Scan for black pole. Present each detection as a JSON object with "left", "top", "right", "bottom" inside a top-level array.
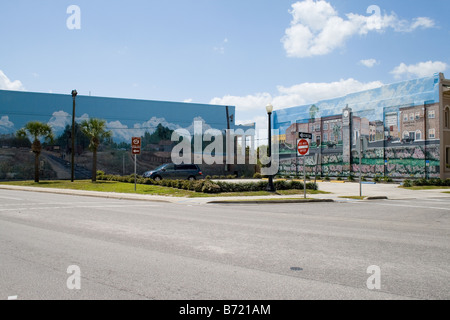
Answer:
[
  {"left": 267, "top": 111, "right": 276, "bottom": 192},
  {"left": 71, "top": 90, "right": 77, "bottom": 182}
]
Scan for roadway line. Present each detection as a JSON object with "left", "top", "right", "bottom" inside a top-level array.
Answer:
[
  {"left": 0, "top": 196, "right": 23, "bottom": 200},
  {"left": 350, "top": 201, "right": 450, "bottom": 211},
  {"left": 0, "top": 204, "right": 161, "bottom": 212}
]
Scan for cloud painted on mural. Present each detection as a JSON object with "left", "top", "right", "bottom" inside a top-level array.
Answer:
[
  {"left": 48, "top": 111, "right": 71, "bottom": 132},
  {"left": 273, "top": 75, "right": 440, "bottom": 132},
  {"left": 43, "top": 109, "right": 217, "bottom": 143},
  {"left": 282, "top": 0, "right": 435, "bottom": 58},
  {"left": 0, "top": 115, "right": 15, "bottom": 134}
]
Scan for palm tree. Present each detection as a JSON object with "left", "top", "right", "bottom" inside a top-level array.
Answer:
[
  {"left": 17, "top": 121, "right": 54, "bottom": 183},
  {"left": 80, "top": 118, "right": 112, "bottom": 182}
]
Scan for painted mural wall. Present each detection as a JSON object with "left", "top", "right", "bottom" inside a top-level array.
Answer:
[
  {"left": 0, "top": 90, "right": 236, "bottom": 180},
  {"left": 273, "top": 75, "right": 442, "bottom": 179}
]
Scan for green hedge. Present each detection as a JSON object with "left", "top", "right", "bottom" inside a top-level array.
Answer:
[
  {"left": 411, "top": 178, "right": 450, "bottom": 187},
  {"left": 97, "top": 174, "right": 318, "bottom": 194}
]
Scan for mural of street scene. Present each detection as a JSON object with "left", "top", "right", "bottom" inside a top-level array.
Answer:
[{"left": 273, "top": 75, "right": 443, "bottom": 179}]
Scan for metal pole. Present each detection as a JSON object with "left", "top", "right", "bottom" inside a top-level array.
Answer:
[
  {"left": 134, "top": 154, "right": 137, "bottom": 192},
  {"left": 359, "top": 137, "right": 363, "bottom": 197},
  {"left": 71, "top": 92, "right": 76, "bottom": 182},
  {"left": 267, "top": 112, "right": 276, "bottom": 192},
  {"left": 304, "top": 154, "right": 307, "bottom": 199}
]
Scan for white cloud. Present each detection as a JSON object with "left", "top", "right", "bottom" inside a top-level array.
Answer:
[
  {"left": 48, "top": 111, "right": 71, "bottom": 132},
  {"left": 210, "top": 78, "right": 383, "bottom": 112},
  {"left": 391, "top": 61, "right": 448, "bottom": 79},
  {"left": 210, "top": 93, "right": 273, "bottom": 112},
  {"left": 0, "top": 115, "right": 15, "bottom": 134},
  {"left": 210, "top": 78, "right": 384, "bottom": 144},
  {"left": 0, "top": 70, "right": 25, "bottom": 91},
  {"left": 359, "top": 59, "right": 378, "bottom": 68},
  {"left": 213, "top": 38, "right": 229, "bottom": 54},
  {"left": 282, "top": 0, "right": 435, "bottom": 58},
  {"left": 76, "top": 113, "right": 90, "bottom": 122}
]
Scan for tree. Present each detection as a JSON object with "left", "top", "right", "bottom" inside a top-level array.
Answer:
[
  {"left": 80, "top": 118, "right": 112, "bottom": 182},
  {"left": 332, "top": 124, "right": 342, "bottom": 143},
  {"left": 17, "top": 121, "right": 54, "bottom": 183},
  {"left": 309, "top": 104, "right": 319, "bottom": 121}
]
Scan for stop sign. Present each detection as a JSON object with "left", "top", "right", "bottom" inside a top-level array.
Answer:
[{"left": 297, "top": 139, "right": 310, "bottom": 156}]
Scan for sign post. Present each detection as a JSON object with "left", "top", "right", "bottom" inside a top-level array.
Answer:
[
  {"left": 297, "top": 139, "right": 310, "bottom": 199},
  {"left": 132, "top": 137, "right": 142, "bottom": 192}
]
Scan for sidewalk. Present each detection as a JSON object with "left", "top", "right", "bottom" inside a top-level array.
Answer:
[{"left": 0, "top": 182, "right": 448, "bottom": 205}]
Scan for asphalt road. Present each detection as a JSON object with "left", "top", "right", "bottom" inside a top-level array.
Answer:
[{"left": 0, "top": 189, "right": 449, "bottom": 300}]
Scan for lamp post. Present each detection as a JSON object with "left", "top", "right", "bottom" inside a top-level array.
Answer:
[
  {"left": 71, "top": 90, "right": 78, "bottom": 182},
  {"left": 266, "top": 103, "right": 276, "bottom": 193}
]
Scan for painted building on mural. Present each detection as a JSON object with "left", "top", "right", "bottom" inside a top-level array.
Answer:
[
  {"left": 273, "top": 73, "right": 450, "bottom": 179},
  {"left": 0, "top": 90, "right": 252, "bottom": 180}
]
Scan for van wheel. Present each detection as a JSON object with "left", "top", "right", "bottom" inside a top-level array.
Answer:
[
  {"left": 188, "top": 176, "right": 196, "bottom": 181},
  {"left": 154, "top": 176, "right": 162, "bottom": 182}
]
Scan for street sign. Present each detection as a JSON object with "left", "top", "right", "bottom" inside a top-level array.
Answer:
[
  {"left": 132, "top": 147, "right": 141, "bottom": 155},
  {"left": 132, "top": 137, "right": 141, "bottom": 147},
  {"left": 299, "top": 132, "right": 313, "bottom": 139},
  {"left": 297, "top": 139, "right": 310, "bottom": 156}
]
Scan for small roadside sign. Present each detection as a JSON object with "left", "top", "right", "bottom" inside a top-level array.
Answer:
[
  {"left": 299, "top": 132, "right": 313, "bottom": 139},
  {"left": 297, "top": 139, "right": 310, "bottom": 156},
  {"left": 132, "top": 137, "right": 141, "bottom": 147},
  {"left": 132, "top": 147, "right": 141, "bottom": 155}
]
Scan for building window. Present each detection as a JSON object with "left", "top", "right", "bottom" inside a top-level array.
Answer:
[
  {"left": 403, "top": 114, "right": 408, "bottom": 122},
  {"left": 445, "top": 106, "right": 449, "bottom": 129},
  {"left": 429, "top": 129, "right": 436, "bottom": 139},
  {"left": 410, "top": 113, "right": 414, "bottom": 121},
  {"left": 403, "top": 131, "right": 409, "bottom": 139},
  {"left": 428, "top": 110, "right": 436, "bottom": 119},
  {"left": 324, "top": 133, "right": 328, "bottom": 142},
  {"left": 446, "top": 147, "right": 450, "bottom": 170},
  {"left": 324, "top": 123, "right": 328, "bottom": 131},
  {"left": 415, "top": 130, "right": 422, "bottom": 140},
  {"left": 415, "top": 112, "right": 420, "bottom": 120}
]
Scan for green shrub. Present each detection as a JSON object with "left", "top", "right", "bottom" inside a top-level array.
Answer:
[
  {"left": 97, "top": 170, "right": 105, "bottom": 177},
  {"left": 212, "top": 175, "right": 220, "bottom": 179},
  {"left": 383, "top": 177, "right": 393, "bottom": 183},
  {"left": 205, "top": 175, "right": 212, "bottom": 180},
  {"left": 324, "top": 175, "right": 330, "bottom": 181},
  {"left": 403, "top": 179, "right": 412, "bottom": 188},
  {"left": 202, "top": 181, "right": 222, "bottom": 194},
  {"left": 348, "top": 175, "right": 355, "bottom": 182},
  {"left": 337, "top": 177, "right": 342, "bottom": 181},
  {"left": 253, "top": 173, "right": 262, "bottom": 179},
  {"left": 373, "top": 176, "right": 381, "bottom": 183}
]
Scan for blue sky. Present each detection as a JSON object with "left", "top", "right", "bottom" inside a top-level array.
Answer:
[{"left": 1, "top": 0, "right": 449, "bottom": 135}]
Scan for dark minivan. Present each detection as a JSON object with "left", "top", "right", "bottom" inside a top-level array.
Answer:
[{"left": 143, "top": 164, "right": 203, "bottom": 181}]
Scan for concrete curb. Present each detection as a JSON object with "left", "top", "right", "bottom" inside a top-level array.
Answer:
[
  {"left": 0, "top": 185, "right": 171, "bottom": 203},
  {"left": 365, "top": 196, "right": 389, "bottom": 200},
  {"left": 207, "top": 199, "right": 335, "bottom": 204}
]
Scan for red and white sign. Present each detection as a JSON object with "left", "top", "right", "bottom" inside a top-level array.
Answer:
[
  {"left": 297, "top": 139, "right": 310, "bottom": 156},
  {"left": 132, "top": 137, "right": 141, "bottom": 155},
  {"left": 132, "top": 137, "right": 141, "bottom": 147}
]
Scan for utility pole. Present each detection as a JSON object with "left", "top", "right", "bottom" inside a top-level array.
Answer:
[{"left": 71, "top": 90, "right": 77, "bottom": 182}]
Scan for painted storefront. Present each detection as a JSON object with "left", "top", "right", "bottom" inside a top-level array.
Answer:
[{"left": 273, "top": 73, "right": 450, "bottom": 180}]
